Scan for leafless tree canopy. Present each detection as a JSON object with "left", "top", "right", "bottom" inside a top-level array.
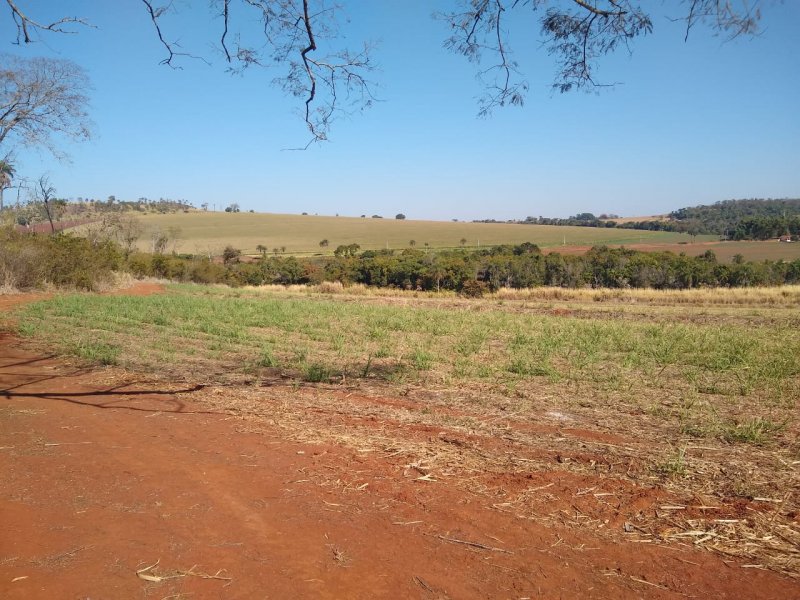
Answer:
[
  {"left": 440, "top": 0, "right": 765, "bottom": 112},
  {"left": 0, "top": 54, "right": 92, "bottom": 157},
  {"left": 140, "top": 0, "right": 376, "bottom": 144},
  {"left": 3, "top": 0, "right": 767, "bottom": 140}
]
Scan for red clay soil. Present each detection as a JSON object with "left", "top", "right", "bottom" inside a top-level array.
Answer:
[{"left": 1, "top": 292, "right": 799, "bottom": 599}]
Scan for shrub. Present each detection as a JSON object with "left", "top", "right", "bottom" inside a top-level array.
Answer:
[
  {"left": 0, "top": 226, "right": 121, "bottom": 291},
  {"left": 317, "top": 280, "right": 344, "bottom": 294},
  {"left": 459, "top": 279, "right": 487, "bottom": 298},
  {"left": 303, "top": 362, "right": 333, "bottom": 382}
]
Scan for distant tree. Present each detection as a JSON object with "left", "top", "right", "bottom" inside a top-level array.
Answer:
[
  {"left": 319, "top": 239, "right": 329, "bottom": 248},
  {"left": 371, "top": 215, "right": 383, "bottom": 219},
  {"left": 115, "top": 214, "right": 143, "bottom": 257},
  {"left": 460, "top": 238, "right": 467, "bottom": 247},
  {"left": 409, "top": 239, "right": 416, "bottom": 247},
  {"left": 0, "top": 158, "right": 14, "bottom": 211},
  {"left": 200, "top": 202, "right": 208, "bottom": 211},
  {"left": 34, "top": 176, "right": 57, "bottom": 233},
  {"left": 151, "top": 229, "right": 169, "bottom": 254},
  {"left": 334, "top": 243, "right": 360, "bottom": 258},
  {"left": 396, "top": 213, "right": 406, "bottom": 220},
  {"left": 166, "top": 225, "right": 182, "bottom": 253},
  {"left": 256, "top": 244, "right": 268, "bottom": 258},
  {"left": 280, "top": 245, "right": 286, "bottom": 253},
  {"left": 222, "top": 245, "right": 242, "bottom": 265},
  {"left": 224, "top": 202, "right": 240, "bottom": 213}
]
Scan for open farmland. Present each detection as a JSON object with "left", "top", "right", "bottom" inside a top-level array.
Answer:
[
  {"left": 4, "top": 283, "right": 798, "bottom": 598},
  {"left": 70, "top": 211, "right": 715, "bottom": 255}
]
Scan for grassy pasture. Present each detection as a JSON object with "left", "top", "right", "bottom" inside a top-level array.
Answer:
[
  {"left": 73, "top": 211, "right": 714, "bottom": 255},
  {"left": 17, "top": 283, "right": 798, "bottom": 414},
  {"left": 12, "top": 283, "right": 800, "bottom": 575}
]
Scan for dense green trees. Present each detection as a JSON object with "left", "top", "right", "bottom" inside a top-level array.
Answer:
[
  {"left": 481, "top": 199, "right": 800, "bottom": 240},
  {"left": 153, "top": 244, "right": 800, "bottom": 291},
  {"left": 6, "top": 225, "right": 799, "bottom": 293}
]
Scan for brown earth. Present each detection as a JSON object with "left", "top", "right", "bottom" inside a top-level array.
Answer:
[{"left": 1, "top": 286, "right": 799, "bottom": 599}]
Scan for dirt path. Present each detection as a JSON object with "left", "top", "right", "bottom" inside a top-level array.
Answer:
[{"left": 1, "top": 289, "right": 798, "bottom": 598}]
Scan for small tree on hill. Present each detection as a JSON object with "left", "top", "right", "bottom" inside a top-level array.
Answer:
[
  {"left": 35, "top": 176, "right": 57, "bottom": 233},
  {"left": 396, "top": 213, "right": 406, "bottom": 220}
]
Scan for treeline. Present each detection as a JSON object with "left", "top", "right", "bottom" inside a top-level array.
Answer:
[
  {"left": 667, "top": 198, "right": 800, "bottom": 239},
  {"left": 5, "top": 226, "right": 800, "bottom": 293},
  {"left": 476, "top": 198, "right": 800, "bottom": 240},
  {"left": 128, "top": 243, "right": 800, "bottom": 292},
  {"left": 61, "top": 197, "right": 193, "bottom": 217}
]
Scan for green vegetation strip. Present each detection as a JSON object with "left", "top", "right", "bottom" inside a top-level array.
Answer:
[{"left": 19, "top": 285, "right": 799, "bottom": 417}]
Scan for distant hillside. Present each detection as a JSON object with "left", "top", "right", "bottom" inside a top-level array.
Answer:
[
  {"left": 484, "top": 199, "right": 800, "bottom": 240},
  {"left": 669, "top": 198, "right": 800, "bottom": 239},
  {"left": 65, "top": 212, "right": 712, "bottom": 256}
]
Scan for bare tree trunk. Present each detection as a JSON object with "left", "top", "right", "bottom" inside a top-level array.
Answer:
[{"left": 43, "top": 198, "right": 56, "bottom": 233}]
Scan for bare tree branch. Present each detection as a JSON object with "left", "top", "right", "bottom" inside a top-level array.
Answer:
[
  {"left": 441, "top": 0, "right": 764, "bottom": 110},
  {"left": 220, "top": 0, "right": 232, "bottom": 62},
  {"left": 4, "top": 0, "right": 92, "bottom": 44},
  {"left": 35, "top": 174, "right": 56, "bottom": 234},
  {"left": 1, "top": 1, "right": 768, "bottom": 140},
  {"left": 140, "top": 0, "right": 210, "bottom": 67},
  {"left": 677, "top": 0, "right": 764, "bottom": 42}
]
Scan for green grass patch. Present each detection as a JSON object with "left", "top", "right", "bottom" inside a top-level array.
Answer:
[
  {"left": 721, "top": 417, "right": 787, "bottom": 445},
  {"left": 16, "top": 285, "right": 799, "bottom": 440}
]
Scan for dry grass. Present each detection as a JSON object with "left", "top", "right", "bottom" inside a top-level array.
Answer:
[
  {"left": 66, "top": 211, "right": 712, "bottom": 255},
  {"left": 492, "top": 284, "right": 800, "bottom": 306},
  {"left": 225, "top": 281, "right": 800, "bottom": 307}
]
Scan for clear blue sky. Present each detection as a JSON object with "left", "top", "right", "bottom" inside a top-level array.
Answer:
[{"left": 3, "top": 1, "right": 799, "bottom": 220}]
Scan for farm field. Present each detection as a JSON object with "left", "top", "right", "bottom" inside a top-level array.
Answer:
[
  {"left": 553, "top": 240, "right": 800, "bottom": 263},
  {"left": 2, "top": 282, "right": 798, "bottom": 597},
  {"left": 71, "top": 211, "right": 715, "bottom": 255}
]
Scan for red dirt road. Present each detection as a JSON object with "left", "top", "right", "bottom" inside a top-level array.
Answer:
[{"left": 1, "top": 294, "right": 799, "bottom": 598}]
